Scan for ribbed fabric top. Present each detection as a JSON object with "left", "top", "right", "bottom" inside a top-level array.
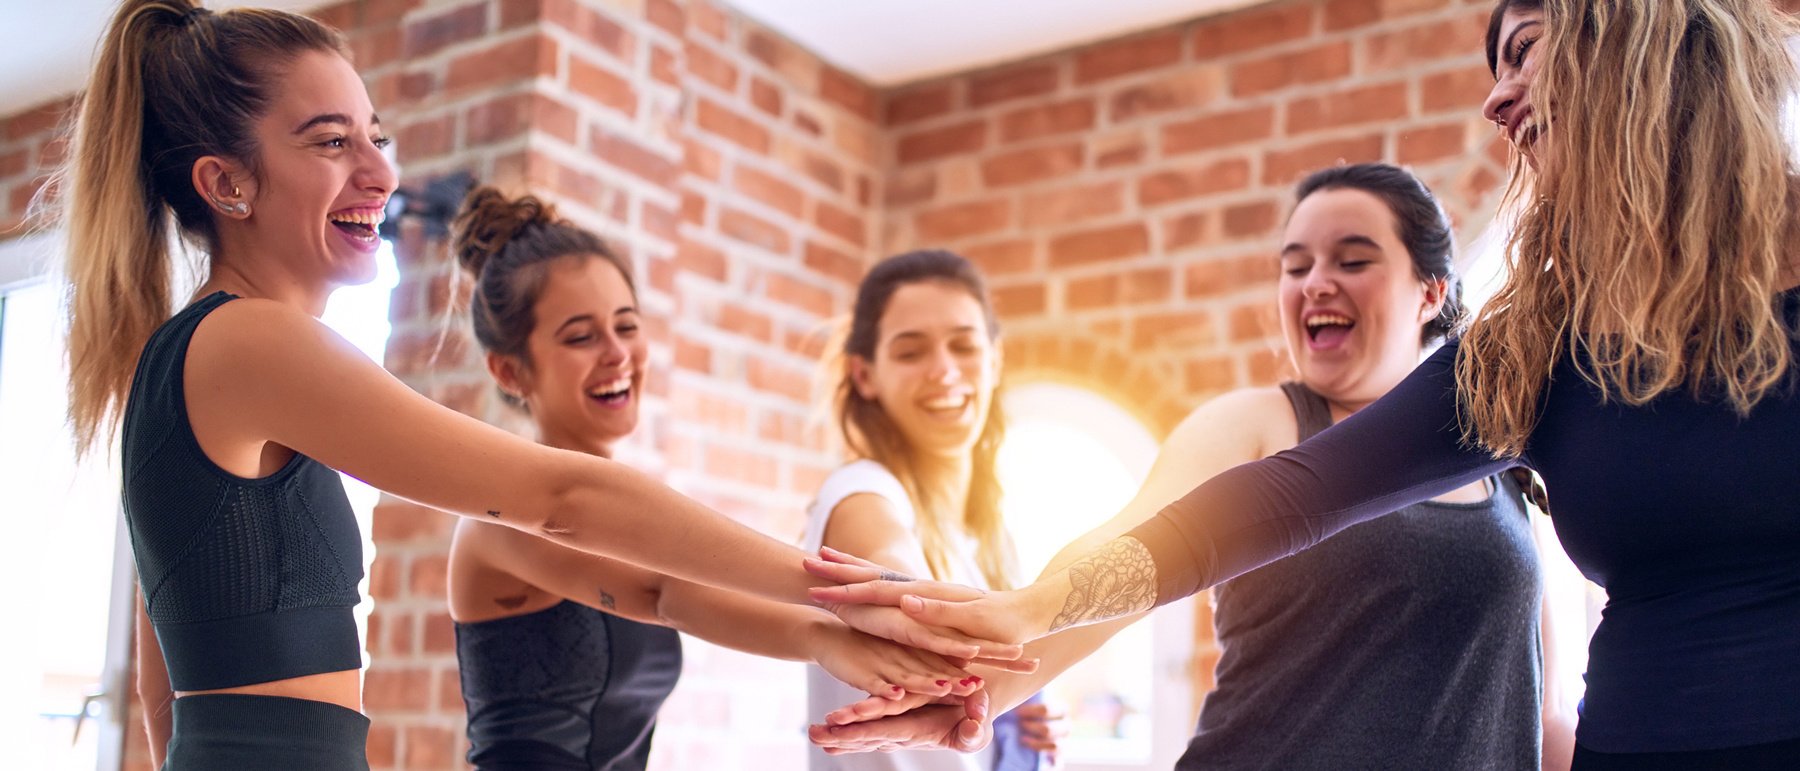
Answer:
[{"left": 121, "top": 292, "right": 363, "bottom": 691}]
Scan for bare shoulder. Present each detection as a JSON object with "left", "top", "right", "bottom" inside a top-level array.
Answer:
[
  {"left": 186, "top": 296, "right": 362, "bottom": 377},
  {"left": 1163, "top": 386, "right": 1294, "bottom": 458}
]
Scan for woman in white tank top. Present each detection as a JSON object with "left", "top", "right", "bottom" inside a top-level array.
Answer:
[{"left": 804, "top": 250, "right": 1062, "bottom": 771}]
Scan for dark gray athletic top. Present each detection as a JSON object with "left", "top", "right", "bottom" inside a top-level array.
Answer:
[
  {"left": 122, "top": 291, "right": 364, "bottom": 691},
  {"left": 1128, "top": 298, "right": 1800, "bottom": 752},
  {"left": 1177, "top": 382, "right": 1541, "bottom": 770},
  {"left": 456, "top": 600, "right": 683, "bottom": 770}
]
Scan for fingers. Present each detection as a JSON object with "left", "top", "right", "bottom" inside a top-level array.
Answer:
[
  {"left": 900, "top": 595, "right": 1029, "bottom": 647},
  {"left": 972, "top": 655, "right": 1039, "bottom": 673},
  {"left": 803, "top": 557, "right": 888, "bottom": 586},
  {"left": 819, "top": 545, "right": 887, "bottom": 569},
  {"left": 811, "top": 577, "right": 989, "bottom": 606}
]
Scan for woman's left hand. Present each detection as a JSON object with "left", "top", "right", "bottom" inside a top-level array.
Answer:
[
  {"left": 810, "top": 620, "right": 982, "bottom": 700},
  {"left": 807, "top": 547, "right": 1051, "bottom": 648}
]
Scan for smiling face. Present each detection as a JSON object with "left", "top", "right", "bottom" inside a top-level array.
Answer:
[
  {"left": 850, "top": 281, "right": 1000, "bottom": 460},
  {"left": 495, "top": 256, "right": 646, "bottom": 456},
  {"left": 234, "top": 49, "right": 396, "bottom": 289},
  {"left": 1279, "top": 188, "right": 1445, "bottom": 408},
  {"left": 1482, "top": 6, "right": 1548, "bottom": 169}
]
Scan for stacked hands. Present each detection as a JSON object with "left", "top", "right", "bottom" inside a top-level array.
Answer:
[{"left": 803, "top": 546, "right": 1065, "bottom": 758}]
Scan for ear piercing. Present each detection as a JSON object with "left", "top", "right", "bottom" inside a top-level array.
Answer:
[{"left": 213, "top": 185, "right": 249, "bottom": 216}]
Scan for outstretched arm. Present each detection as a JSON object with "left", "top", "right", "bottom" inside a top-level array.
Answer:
[{"left": 186, "top": 299, "right": 1017, "bottom": 662}]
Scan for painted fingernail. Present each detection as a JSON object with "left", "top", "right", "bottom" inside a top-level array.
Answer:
[
  {"left": 936, "top": 679, "right": 949, "bottom": 687},
  {"left": 890, "top": 685, "right": 903, "bottom": 694}
]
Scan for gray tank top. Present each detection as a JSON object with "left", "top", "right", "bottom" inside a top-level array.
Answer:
[{"left": 1176, "top": 382, "right": 1543, "bottom": 770}]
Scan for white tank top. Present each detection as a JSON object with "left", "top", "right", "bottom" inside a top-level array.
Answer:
[{"left": 801, "top": 460, "right": 994, "bottom": 771}]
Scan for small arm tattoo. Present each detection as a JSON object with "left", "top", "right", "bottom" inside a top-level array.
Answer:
[
  {"left": 486, "top": 510, "right": 501, "bottom": 518},
  {"left": 1048, "top": 537, "right": 1157, "bottom": 633},
  {"left": 878, "top": 570, "right": 915, "bottom": 583},
  {"left": 599, "top": 588, "right": 617, "bottom": 611}
]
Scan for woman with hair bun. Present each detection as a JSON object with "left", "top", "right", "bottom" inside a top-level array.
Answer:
[
  {"left": 63, "top": 2, "right": 1015, "bottom": 766},
  {"left": 446, "top": 187, "right": 982, "bottom": 770}
]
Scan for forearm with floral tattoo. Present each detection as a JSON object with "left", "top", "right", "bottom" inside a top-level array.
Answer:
[{"left": 1047, "top": 537, "right": 1157, "bottom": 633}]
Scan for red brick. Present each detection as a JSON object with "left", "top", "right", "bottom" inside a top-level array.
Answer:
[
  {"left": 364, "top": 666, "right": 431, "bottom": 711},
  {"left": 3, "top": 99, "right": 67, "bottom": 143},
  {"left": 1287, "top": 81, "right": 1411, "bottom": 135},
  {"left": 968, "top": 62, "right": 1059, "bottom": 107},
  {"left": 691, "top": 0, "right": 729, "bottom": 40},
  {"left": 1228, "top": 300, "right": 1279, "bottom": 343},
  {"left": 446, "top": 33, "right": 557, "bottom": 94},
  {"left": 884, "top": 169, "right": 936, "bottom": 207},
  {"left": 1263, "top": 134, "right": 1386, "bottom": 186},
  {"left": 642, "top": 201, "right": 679, "bottom": 243},
  {"left": 396, "top": 70, "right": 437, "bottom": 105},
  {"left": 998, "top": 99, "right": 1097, "bottom": 143},
  {"left": 1186, "top": 253, "right": 1277, "bottom": 297},
  {"left": 1075, "top": 29, "right": 1185, "bottom": 85},
  {"left": 1397, "top": 121, "right": 1472, "bottom": 164},
  {"left": 437, "top": 667, "right": 464, "bottom": 712},
  {"left": 814, "top": 202, "right": 867, "bottom": 247},
  {"left": 916, "top": 199, "right": 1012, "bottom": 241},
  {"left": 676, "top": 238, "right": 728, "bottom": 282},
  {"left": 420, "top": 611, "right": 455, "bottom": 653},
  {"left": 794, "top": 109, "right": 824, "bottom": 137},
  {"left": 821, "top": 67, "right": 879, "bottom": 122},
  {"left": 1247, "top": 345, "right": 1291, "bottom": 384},
  {"left": 685, "top": 40, "right": 740, "bottom": 91},
  {"left": 993, "top": 283, "right": 1047, "bottom": 316},
  {"left": 394, "top": 114, "right": 456, "bottom": 165},
  {"left": 886, "top": 83, "right": 956, "bottom": 126},
  {"left": 750, "top": 77, "right": 783, "bottom": 116},
  {"left": 963, "top": 239, "right": 1037, "bottom": 276},
  {"left": 683, "top": 137, "right": 722, "bottom": 181},
  {"left": 1049, "top": 224, "right": 1150, "bottom": 268},
  {"left": 704, "top": 441, "right": 782, "bottom": 486},
  {"left": 543, "top": 0, "right": 636, "bottom": 62},
  {"left": 1163, "top": 106, "right": 1275, "bottom": 156},
  {"left": 1131, "top": 310, "right": 1219, "bottom": 349},
  {"left": 746, "top": 28, "right": 821, "bottom": 90},
  {"left": 768, "top": 272, "right": 836, "bottom": 316},
  {"left": 981, "top": 143, "right": 1084, "bottom": 188},
  {"left": 1138, "top": 158, "right": 1252, "bottom": 207},
  {"left": 1222, "top": 199, "right": 1282, "bottom": 240},
  {"left": 1093, "top": 130, "right": 1147, "bottom": 168},
  {"left": 696, "top": 98, "right": 771, "bottom": 154},
  {"left": 715, "top": 303, "right": 773, "bottom": 345},
  {"left": 804, "top": 240, "right": 863, "bottom": 284},
  {"left": 407, "top": 554, "right": 448, "bottom": 599},
  {"left": 592, "top": 130, "right": 679, "bottom": 189},
  {"left": 674, "top": 334, "right": 712, "bottom": 373},
  {"left": 647, "top": 0, "right": 685, "bottom": 36},
  {"left": 1109, "top": 68, "right": 1223, "bottom": 122},
  {"left": 1229, "top": 41, "right": 1353, "bottom": 97},
  {"left": 368, "top": 555, "right": 403, "bottom": 602},
  {"left": 897, "top": 120, "right": 987, "bottom": 165},
  {"left": 35, "top": 136, "right": 68, "bottom": 170},
  {"left": 1365, "top": 12, "right": 1489, "bottom": 71},
  {"left": 1423, "top": 63, "right": 1497, "bottom": 112},
  {"left": 732, "top": 163, "right": 806, "bottom": 218},
  {"left": 403, "top": 2, "right": 486, "bottom": 58},
  {"left": 1193, "top": 4, "right": 1316, "bottom": 57},
  {"left": 1124, "top": 266, "right": 1175, "bottom": 303},
  {"left": 401, "top": 724, "right": 458, "bottom": 769},
  {"left": 800, "top": 151, "right": 845, "bottom": 193},
  {"left": 367, "top": 723, "right": 398, "bottom": 768},
  {"left": 1325, "top": 0, "right": 1451, "bottom": 32},
  {"left": 1187, "top": 355, "right": 1239, "bottom": 393},
  {"left": 348, "top": 24, "right": 404, "bottom": 70},
  {"left": 570, "top": 54, "right": 639, "bottom": 117},
  {"left": 1020, "top": 181, "right": 1126, "bottom": 228},
  {"left": 1066, "top": 273, "right": 1121, "bottom": 310},
  {"left": 651, "top": 45, "right": 679, "bottom": 86},
  {"left": 719, "top": 207, "right": 790, "bottom": 253}
]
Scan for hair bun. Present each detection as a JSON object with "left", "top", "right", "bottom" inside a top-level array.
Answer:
[{"left": 452, "top": 186, "right": 560, "bottom": 277}]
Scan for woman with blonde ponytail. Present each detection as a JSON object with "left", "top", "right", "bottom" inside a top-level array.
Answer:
[
  {"left": 65, "top": 3, "right": 1015, "bottom": 767},
  {"left": 810, "top": 2, "right": 1800, "bottom": 768}
]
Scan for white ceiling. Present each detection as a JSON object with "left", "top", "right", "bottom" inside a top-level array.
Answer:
[
  {"left": 721, "top": 0, "right": 1263, "bottom": 86},
  {"left": 2, "top": 0, "right": 1260, "bottom": 114}
]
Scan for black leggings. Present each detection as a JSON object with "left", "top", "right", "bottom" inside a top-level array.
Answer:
[
  {"left": 164, "top": 693, "right": 369, "bottom": 770},
  {"left": 1572, "top": 736, "right": 1800, "bottom": 771}
]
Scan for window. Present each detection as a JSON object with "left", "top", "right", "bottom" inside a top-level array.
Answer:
[{"left": 997, "top": 382, "right": 1194, "bottom": 770}]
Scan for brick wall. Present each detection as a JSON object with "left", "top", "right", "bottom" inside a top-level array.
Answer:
[{"left": 0, "top": 0, "right": 1587, "bottom": 768}]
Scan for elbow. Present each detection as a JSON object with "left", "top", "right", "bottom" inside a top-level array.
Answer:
[{"left": 532, "top": 454, "right": 598, "bottom": 545}]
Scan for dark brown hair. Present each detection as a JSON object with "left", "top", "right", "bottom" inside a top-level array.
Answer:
[
  {"left": 836, "top": 249, "right": 1016, "bottom": 590},
  {"left": 452, "top": 186, "right": 634, "bottom": 408},
  {"left": 65, "top": 0, "right": 347, "bottom": 453}
]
